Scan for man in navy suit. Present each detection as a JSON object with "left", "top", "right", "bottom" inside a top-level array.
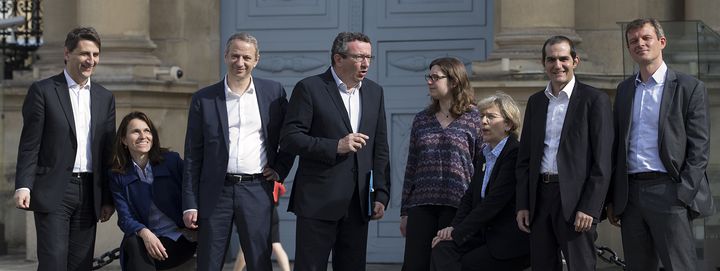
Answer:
[
  {"left": 607, "top": 18, "right": 714, "bottom": 271},
  {"left": 182, "top": 32, "right": 294, "bottom": 271},
  {"left": 14, "top": 27, "right": 116, "bottom": 271},
  {"left": 280, "top": 32, "right": 390, "bottom": 271},
  {"left": 515, "top": 36, "right": 613, "bottom": 271}
]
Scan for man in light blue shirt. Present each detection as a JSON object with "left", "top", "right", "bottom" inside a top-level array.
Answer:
[{"left": 608, "top": 18, "right": 714, "bottom": 271}]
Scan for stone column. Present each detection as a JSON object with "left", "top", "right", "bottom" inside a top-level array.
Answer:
[
  {"left": 475, "top": 0, "right": 581, "bottom": 78},
  {"left": 32, "top": 0, "right": 78, "bottom": 77},
  {"left": 685, "top": 0, "right": 720, "bottom": 31},
  {"left": 472, "top": 0, "right": 585, "bottom": 114},
  {"left": 74, "top": 0, "right": 197, "bottom": 152},
  {"left": 490, "top": 0, "right": 579, "bottom": 60},
  {"left": 76, "top": 0, "right": 162, "bottom": 80}
]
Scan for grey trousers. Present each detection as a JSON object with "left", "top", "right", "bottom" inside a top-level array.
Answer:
[{"left": 621, "top": 176, "right": 697, "bottom": 271}]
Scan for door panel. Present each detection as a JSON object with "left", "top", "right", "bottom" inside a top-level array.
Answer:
[{"left": 220, "top": 0, "right": 493, "bottom": 262}]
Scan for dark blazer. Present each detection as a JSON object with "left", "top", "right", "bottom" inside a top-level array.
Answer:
[
  {"left": 182, "top": 77, "right": 294, "bottom": 218},
  {"left": 15, "top": 72, "right": 116, "bottom": 217},
  {"left": 280, "top": 68, "right": 390, "bottom": 221},
  {"left": 611, "top": 68, "right": 714, "bottom": 218},
  {"left": 451, "top": 136, "right": 529, "bottom": 260},
  {"left": 110, "top": 152, "right": 185, "bottom": 236},
  {"left": 516, "top": 80, "right": 613, "bottom": 222}
]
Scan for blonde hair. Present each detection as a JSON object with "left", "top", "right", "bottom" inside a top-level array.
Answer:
[{"left": 477, "top": 91, "right": 522, "bottom": 138}]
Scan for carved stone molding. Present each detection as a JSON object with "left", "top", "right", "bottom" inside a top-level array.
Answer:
[
  {"left": 489, "top": 27, "right": 582, "bottom": 60},
  {"left": 389, "top": 55, "right": 471, "bottom": 72},
  {"left": 256, "top": 56, "right": 324, "bottom": 73}
]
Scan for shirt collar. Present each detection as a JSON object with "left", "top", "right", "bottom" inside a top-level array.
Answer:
[
  {"left": 330, "top": 66, "right": 362, "bottom": 93},
  {"left": 544, "top": 75, "right": 575, "bottom": 100},
  {"left": 634, "top": 61, "right": 667, "bottom": 87},
  {"left": 131, "top": 160, "right": 153, "bottom": 175},
  {"left": 224, "top": 75, "right": 256, "bottom": 98},
  {"left": 483, "top": 136, "right": 509, "bottom": 158},
  {"left": 63, "top": 69, "right": 91, "bottom": 90}
]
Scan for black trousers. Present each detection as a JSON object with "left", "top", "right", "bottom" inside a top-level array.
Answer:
[
  {"left": 529, "top": 181, "right": 597, "bottom": 271},
  {"left": 34, "top": 175, "right": 96, "bottom": 271},
  {"left": 431, "top": 239, "right": 530, "bottom": 271},
  {"left": 402, "top": 205, "right": 457, "bottom": 271},
  {"left": 121, "top": 235, "right": 196, "bottom": 270},
  {"left": 196, "top": 178, "right": 274, "bottom": 271},
  {"left": 621, "top": 176, "right": 697, "bottom": 271},
  {"left": 294, "top": 186, "right": 369, "bottom": 271}
]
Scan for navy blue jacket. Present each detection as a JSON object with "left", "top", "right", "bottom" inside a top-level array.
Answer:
[
  {"left": 183, "top": 77, "right": 294, "bottom": 218},
  {"left": 110, "top": 151, "right": 185, "bottom": 236}
]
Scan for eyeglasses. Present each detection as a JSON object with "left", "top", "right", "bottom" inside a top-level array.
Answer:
[
  {"left": 339, "top": 53, "right": 374, "bottom": 63},
  {"left": 424, "top": 74, "right": 448, "bottom": 82},
  {"left": 480, "top": 113, "right": 504, "bottom": 121}
]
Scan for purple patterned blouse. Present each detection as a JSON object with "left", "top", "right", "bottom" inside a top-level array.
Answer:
[{"left": 401, "top": 106, "right": 483, "bottom": 216}]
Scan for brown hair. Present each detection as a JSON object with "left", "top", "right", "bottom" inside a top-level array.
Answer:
[
  {"left": 65, "top": 27, "right": 101, "bottom": 52},
  {"left": 111, "top": 111, "right": 166, "bottom": 174},
  {"left": 625, "top": 18, "right": 665, "bottom": 47},
  {"left": 542, "top": 35, "right": 577, "bottom": 62},
  {"left": 331, "top": 32, "right": 371, "bottom": 65},
  {"left": 427, "top": 57, "right": 475, "bottom": 117}
]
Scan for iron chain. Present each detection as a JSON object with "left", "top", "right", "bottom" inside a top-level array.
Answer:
[{"left": 92, "top": 247, "right": 120, "bottom": 270}]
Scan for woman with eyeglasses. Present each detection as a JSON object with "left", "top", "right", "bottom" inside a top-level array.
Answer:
[
  {"left": 400, "top": 57, "right": 482, "bottom": 271},
  {"left": 430, "top": 92, "right": 530, "bottom": 271},
  {"left": 109, "top": 112, "right": 197, "bottom": 270}
]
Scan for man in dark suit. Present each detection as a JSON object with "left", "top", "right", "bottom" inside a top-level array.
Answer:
[
  {"left": 515, "top": 35, "right": 613, "bottom": 271},
  {"left": 280, "top": 32, "right": 389, "bottom": 271},
  {"left": 182, "top": 32, "right": 294, "bottom": 271},
  {"left": 607, "top": 18, "right": 714, "bottom": 271},
  {"left": 14, "top": 27, "right": 116, "bottom": 271}
]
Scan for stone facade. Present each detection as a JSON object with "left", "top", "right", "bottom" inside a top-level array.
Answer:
[{"left": 2, "top": 0, "right": 719, "bottom": 266}]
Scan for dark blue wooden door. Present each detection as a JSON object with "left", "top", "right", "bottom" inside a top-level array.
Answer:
[{"left": 220, "top": 0, "right": 494, "bottom": 262}]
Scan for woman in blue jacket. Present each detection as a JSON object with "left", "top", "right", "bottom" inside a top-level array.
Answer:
[{"left": 109, "top": 111, "right": 196, "bottom": 270}]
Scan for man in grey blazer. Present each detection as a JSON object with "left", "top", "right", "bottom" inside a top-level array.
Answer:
[
  {"left": 607, "top": 18, "right": 714, "bottom": 271},
  {"left": 14, "top": 27, "right": 116, "bottom": 271}
]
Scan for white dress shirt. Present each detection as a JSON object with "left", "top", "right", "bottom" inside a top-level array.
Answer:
[
  {"left": 224, "top": 76, "right": 266, "bottom": 175},
  {"left": 627, "top": 62, "right": 668, "bottom": 173},
  {"left": 64, "top": 70, "right": 93, "bottom": 173},
  {"left": 331, "top": 67, "right": 362, "bottom": 132},
  {"left": 541, "top": 76, "right": 575, "bottom": 174}
]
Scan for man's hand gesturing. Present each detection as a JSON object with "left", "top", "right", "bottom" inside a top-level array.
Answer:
[{"left": 337, "top": 133, "right": 369, "bottom": 154}]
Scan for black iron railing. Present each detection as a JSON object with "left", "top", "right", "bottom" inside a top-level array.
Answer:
[{"left": 0, "top": 0, "right": 42, "bottom": 79}]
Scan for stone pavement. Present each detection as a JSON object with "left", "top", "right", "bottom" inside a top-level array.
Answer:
[
  {"left": 0, "top": 248, "right": 626, "bottom": 270},
  {"left": 0, "top": 247, "right": 404, "bottom": 271}
]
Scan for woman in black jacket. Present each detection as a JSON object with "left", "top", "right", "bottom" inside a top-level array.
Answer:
[{"left": 430, "top": 92, "right": 530, "bottom": 271}]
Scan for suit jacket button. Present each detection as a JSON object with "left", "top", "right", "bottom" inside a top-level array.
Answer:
[{"left": 351, "top": 168, "right": 357, "bottom": 173}]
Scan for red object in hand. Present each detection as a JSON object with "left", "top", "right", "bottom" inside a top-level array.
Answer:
[{"left": 273, "top": 181, "right": 286, "bottom": 204}]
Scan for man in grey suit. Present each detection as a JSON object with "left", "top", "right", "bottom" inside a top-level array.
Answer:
[
  {"left": 14, "top": 27, "right": 116, "bottom": 271},
  {"left": 607, "top": 18, "right": 714, "bottom": 271}
]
